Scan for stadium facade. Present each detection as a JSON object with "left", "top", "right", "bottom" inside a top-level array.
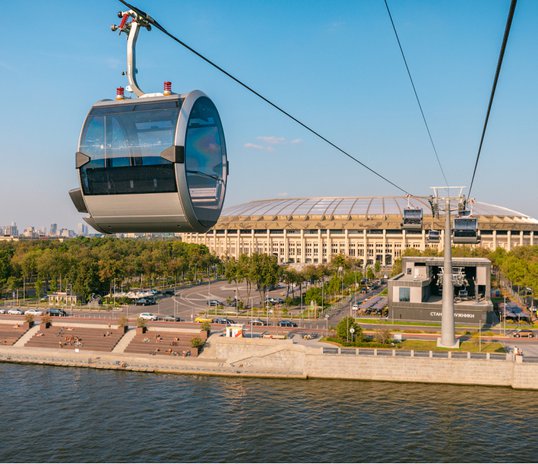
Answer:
[{"left": 179, "top": 196, "right": 538, "bottom": 265}]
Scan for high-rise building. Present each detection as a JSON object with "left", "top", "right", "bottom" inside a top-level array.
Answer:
[
  {"left": 50, "top": 223, "right": 58, "bottom": 236},
  {"left": 76, "top": 223, "right": 88, "bottom": 236}
]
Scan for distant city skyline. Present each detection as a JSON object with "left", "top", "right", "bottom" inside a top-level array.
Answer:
[{"left": 1, "top": 0, "right": 537, "bottom": 231}]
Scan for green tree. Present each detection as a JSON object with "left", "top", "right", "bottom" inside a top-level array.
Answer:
[
  {"left": 304, "top": 286, "right": 323, "bottom": 307},
  {"left": 336, "top": 316, "right": 362, "bottom": 342}
]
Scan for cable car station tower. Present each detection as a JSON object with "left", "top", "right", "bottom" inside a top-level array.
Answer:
[{"left": 429, "top": 186, "right": 479, "bottom": 348}]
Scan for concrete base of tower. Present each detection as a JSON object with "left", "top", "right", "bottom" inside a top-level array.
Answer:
[{"left": 437, "top": 337, "right": 460, "bottom": 349}]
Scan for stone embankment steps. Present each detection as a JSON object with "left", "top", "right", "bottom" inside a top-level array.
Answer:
[
  {"left": 112, "top": 329, "right": 137, "bottom": 353},
  {"left": 123, "top": 329, "right": 207, "bottom": 357},
  {"left": 13, "top": 325, "right": 40, "bottom": 347},
  {"left": 0, "top": 323, "right": 28, "bottom": 346},
  {"left": 25, "top": 326, "right": 125, "bottom": 352}
]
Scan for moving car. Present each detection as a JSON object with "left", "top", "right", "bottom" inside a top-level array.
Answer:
[
  {"left": 138, "top": 312, "right": 158, "bottom": 321},
  {"left": 352, "top": 303, "right": 360, "bottom": 312},
  {"left": 46, "top": 308, "right": 68, "bottom": 317},
  {"left": 250, "top": 319, "right": 267, "bottom": 326},
  {"left": 277, "top": 320, "right": 297, "bottom": 327},
  {"left": 25, "top": 308, "right": 44, "bottom": 316},
  {"left": 7, "top": 308, "right": 24, "bottom": 315},
  {"left": 160, "top": 315, "right": 181, "bottom": 322},
  {"left": 212, "top": 317, "right": 235, "bottom": 325},
  {"left": 207, "top": 299, "right": 224, "bottom": 307},
  {"left": 135, "top": 297, "right": 156, "bottom": 306},
  {"left": 513, "top": 329, "right": 535, "bottom": 338},
  {"left": 195, "top": 316, "right": 213, "bottom": 323}
]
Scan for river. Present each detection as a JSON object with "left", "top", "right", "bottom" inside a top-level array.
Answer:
[{"left": 1, "top": 364, "right": 537, "bottom": 462}]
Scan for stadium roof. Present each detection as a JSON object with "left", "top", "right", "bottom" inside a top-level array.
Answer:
[{"left": 222, "top": 196, "right": 537, "bottom": 222}]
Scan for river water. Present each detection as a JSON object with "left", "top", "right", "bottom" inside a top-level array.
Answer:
[{"left": 1, "top": 363, "right": 537, "bottom": 462}]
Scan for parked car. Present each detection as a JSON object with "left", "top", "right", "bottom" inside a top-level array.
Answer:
[
  {"left": 0, "top": 309, "right": 7, "bottom": 314},
  {"left": 135, "top": 297, "right": 156, "bottom": 306},
  {"left": 266, "top": 297, "right": 285, "bottom": 305},
  {"left": 352, "top": 303, "right": 360, "bottom": 312},
  {"left": 138, "top": 312, "right": 158, "bottom": 321},
  {"left": 513, "top": 329, "right": 535, "bottom": 338},
  {"left": 160, "top": 315, "right": 181, "bottom": 322},
  {"left": 7, "top": 308, "right": 24, "bottom": 315},
  {"left": 25, "top": 308, "right": 44, "bottom": 316},
  {"left": 46, "top": 308, "right": 68, "bottom": 317},
  {"left": 277, "top": 320, "right": 297, "bottom": 327},
  {"left": 195, "top": 316, "right": 213, "bottom": 323},
  {"left": 250, "top": 319, "right": 267, "bottom": 326},
  {"left": 212, "top": 317, "right": 235, "bottom": 325},
  {"left": 207, "top": 299, "right": 224, "bottom": 307},
  {"left": 162, "top": 289, "right": 175, "bottom": 296}
]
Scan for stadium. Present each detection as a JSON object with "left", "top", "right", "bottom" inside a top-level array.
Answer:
[{"left": 179, "top": 196, "right": 538, "bottom": 266}]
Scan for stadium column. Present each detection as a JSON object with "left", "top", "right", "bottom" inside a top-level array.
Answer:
[
  {"left": 318, "top": 229, "right": 322, "bottom": 264},
  {"left": 382, "top": 229, "right": 387, "bottom": 266},
  {"left": 236, "top": 230, "right": 240, "bottom": 258},
  {"left": 284, "top": 229, "right": 289, "bottom": 263},
  {"left": 300, "top": 230, "right": 305, "bottom": 264}
]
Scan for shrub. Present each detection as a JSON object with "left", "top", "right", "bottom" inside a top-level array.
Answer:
[
  {"left": 117, "top": 315, "right": 128, "bottom": 329},
  {"left": 136, "top": 317, "right": 147, "bottom": 328},
  {"left": 24, "top": 313, "right": 34, "bottom": 324},
  {"left": 191, "top": 337, "right": 204, "bottom": 348},
  {"left": 201, "top": 321, "right": 211, "bottom": 333},
  {"left": 41, "top": 315, "right": 52, "bottom": 325},
  {"left": 374, "top": 328, "right": 392, "bottom": 344}
]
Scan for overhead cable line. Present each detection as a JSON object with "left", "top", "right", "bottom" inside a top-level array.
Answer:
[
  {"left": 118, "top": 0, "right": 412, "bottom": 196},
  {"left": 384, "top": 0, "right": 449, "bottom": 187},
  {"left": 468, "top": 0, "right": 517, "bottom": 197}
]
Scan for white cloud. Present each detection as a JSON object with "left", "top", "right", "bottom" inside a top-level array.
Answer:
[
  {"left": 244, "top": 143, "right": 274, "bottom": 152},
  {"left": 257, "top": 135, "right": 286, "bottom": 145},
  {"left": 244, "top": 135, "right": 301, "bottom": 153}
]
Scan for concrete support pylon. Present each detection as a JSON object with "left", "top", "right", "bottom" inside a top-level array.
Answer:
[{"left": 438, "top": 197, "right": 459, "bottom": 348}]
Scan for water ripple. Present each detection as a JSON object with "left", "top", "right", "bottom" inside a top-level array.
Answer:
[{"left": 0, "top": 365, "right": 537, "bottom": 462}]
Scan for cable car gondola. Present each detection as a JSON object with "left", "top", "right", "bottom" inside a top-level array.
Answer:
[
  {"left": 402, "top": 208, "right": 423, "bottom": 230},
  {"left": 453, "top": 217, "right": 480, "bottom": 244},
  {"left": 69, "top": 9, "right": 228, "bottom": 234},
  {"left": 426, "top": 230, "right": 440, "bottom": 243}
]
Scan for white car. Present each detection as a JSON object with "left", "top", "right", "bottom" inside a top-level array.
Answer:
[
  {"left": 139, "top": 312, "right": 158, "bottom": 321},
  {"left": 25, "top": 308, "right": 44, "bottom": 316},
  {"left": 352, "top": 303, "right": 360, "bottom": 312},
  {"left": 7, "top": 308, "right": 24, "bottom": 315}
]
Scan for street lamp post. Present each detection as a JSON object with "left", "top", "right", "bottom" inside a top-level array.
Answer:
[{"left": 503, "top": 297, "right": 506, "bottom": 337}]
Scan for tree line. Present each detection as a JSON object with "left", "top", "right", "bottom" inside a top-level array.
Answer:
[{"left": 0, "top": 238, "right": 218, "bottom": 302}]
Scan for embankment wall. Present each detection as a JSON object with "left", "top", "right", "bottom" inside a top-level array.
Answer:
[{"left": 1, "top": 336, "right": 538, "bottom": 390}]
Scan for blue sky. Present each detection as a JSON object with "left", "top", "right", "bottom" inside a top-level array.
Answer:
[{"left": 0, "top": 0, "right": 537, "bottom": 231}]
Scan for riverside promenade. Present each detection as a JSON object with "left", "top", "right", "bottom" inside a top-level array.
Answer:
[{"left": 1, "top": 316, "right": 538, "bottom": 390}]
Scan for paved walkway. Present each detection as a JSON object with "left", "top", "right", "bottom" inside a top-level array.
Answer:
[
  {"left": 112, "top": 329, "right": 137, "bottom": 353},
  {"left": 13, "top": 325, "right": 40, "bottom": 347}
]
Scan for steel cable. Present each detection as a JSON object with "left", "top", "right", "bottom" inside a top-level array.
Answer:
[{"left": 119, "top": 0, "right": 412, "bottom": 195}]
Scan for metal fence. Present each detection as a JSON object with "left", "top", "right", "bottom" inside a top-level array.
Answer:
[{"left": 322, "top": 346, "right": 512, "bottom": 361}]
